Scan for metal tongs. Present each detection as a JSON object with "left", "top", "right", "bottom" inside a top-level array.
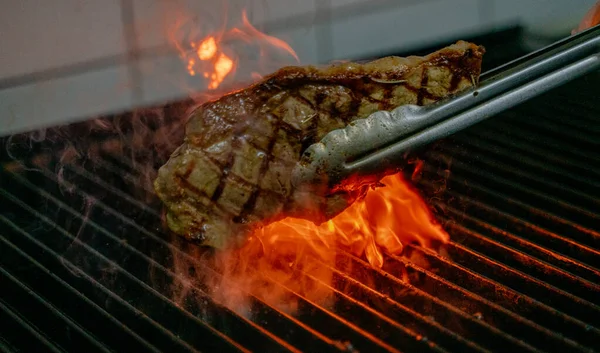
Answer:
[{"left": 292, "top": 24, "right": 600, "bottom": 189}]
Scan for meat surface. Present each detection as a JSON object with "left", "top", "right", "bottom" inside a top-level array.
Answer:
[{"left": 154, "top": 40, "right": 485, "bottom": 248}]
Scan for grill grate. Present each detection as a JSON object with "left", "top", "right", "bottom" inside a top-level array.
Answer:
[{"left": 1, "top": 59, "right": 599, "bottom": 352}]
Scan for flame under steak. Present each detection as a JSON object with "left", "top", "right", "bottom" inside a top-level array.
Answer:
[{"left": 153, "top": 40, "right": 485, "bottom": 248}]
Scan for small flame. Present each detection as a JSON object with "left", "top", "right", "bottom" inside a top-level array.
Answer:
[
  {"left": 186, "top": 36, "right": 234, "bottom": 89},
  {"left": 210, "top": 53, "right": 234, "bottom": 89},
  {"left": 255, "top": 173, "right": 448, "bottom": 268},
  {"left": 175, "top": 9, "right": 298, "bottom": 90},
  {"left": 197, "top": 37, "right": 217, "bottom": 60},
  {"left": 238, "top": 11, "right": 299, "bottom": 63}
]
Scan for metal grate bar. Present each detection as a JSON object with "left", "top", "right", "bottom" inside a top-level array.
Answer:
[
  {"left": 458, "top": 130, "right": 600, "bottom": 191},
  {"left": 296, "top": 270, "right": 451, "bottom": 353},
  {"left": 419, "top": 168, "right": 600, "bottom": 264},
  {"left": 64, "top": 162, "right": 478, "bottom": 352},
  {"left": 489, "top": 119, "right": 600, "bottom": 165},
  {"left": 63, "top": 151, "right": 492, "bottom": 352},
  {"left": 443, "top": 234, "right": 600, "bottom": 320},
  {"left": 442, "top": 239, "right": 600, "bottom": 325},
  {"left": 0, "top": 338, "right": 15, "bottom": 353},
  {"left": 439, "top": 137, "right": 600, "bottom": 213},
  {"left": 433, "top": 202, "right": 600, "bottom": 283},
  {"left": 419, "top": 179, "right": 600, "bottom": 270},
  {"left": 0, "top": 213, "right": 206, "bottom": 353},
  {"left": 503, "top": 111, "right": 599, "bottom": 147},
  {"left": 0, "top": 224, "right": 163, "bottom": 353},
  {"left": 423, "top": 153, "right": 600, "bottom": 231},
  {"left": 322, "top": 270, "right": 490, "bottom": 353},
  {"left": 418, "top": 157, "right": 600, "bottom": 280},
  {"left": 64, "top": 162, "right": 162, "bottom": 216},
  {"left": 437, "top": 217, "right": 600, "bottom": 304},
  {"left": 524, "top": 101, "right": 600, "bottom": 130},
  {"left": 549, "top": 98, "right": 600, "bottom": 124},
  {"left": 384, "top": 246, "right": 600, "bottom": 348},
  {"left": 1, "top": 266, "right": 112, "bottom": 353},
  {"left": 496, "top": 117, "right": 599, "bottom": 161},
  {"left": 321, "top": 253, "right": 539, "bottom": 353},
  {"left": 0, "top": 175, "right": 256, "bottom": 353},
  {"left": 510, "top": 108, "right": 599, "bottom": 139},
  {"left": 0, "top": 299, "right": 63, "bottom": 353},
  {"left": 437, "top": 141, "right": 600, "bottom": 210},
  {"left": 89, "top": 156, "right": 564, "bottom": 352},
  {"left": 335, "top": 251, "right": 591, "bottom": 353}
]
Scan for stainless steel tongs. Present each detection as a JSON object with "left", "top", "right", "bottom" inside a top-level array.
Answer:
[{"left": 292, "top": 24, "right": 600, "bottom": 189}]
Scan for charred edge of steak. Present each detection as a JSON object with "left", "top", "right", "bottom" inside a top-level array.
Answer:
[{"left": 154, "top": 40, "right": 485, "bottom": 248}]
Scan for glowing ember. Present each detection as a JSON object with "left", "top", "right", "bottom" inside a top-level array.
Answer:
[
  {"left": 185, "top": 35, "right": 234, "bottom": 89},
  {"left": 209, "top": 53, "right": 234, "bottom": 89},
  {"left": 186, "top": 58, "right": 196, "bottom": 76},
  {"left": 197, "top": 36, "right": 217, "bottom": 60}
]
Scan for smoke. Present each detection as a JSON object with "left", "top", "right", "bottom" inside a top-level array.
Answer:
[{"left": 168, "top": 224, "right": 338, "bottom": 318}]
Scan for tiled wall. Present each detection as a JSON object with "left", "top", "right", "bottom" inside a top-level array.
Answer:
[{"left": 0, "top": 0, "right": 595, "bottom": 136}]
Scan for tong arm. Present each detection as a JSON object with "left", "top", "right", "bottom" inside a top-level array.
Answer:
[{"left": 292, "top": 25, "right": 600, "bottom": 190}]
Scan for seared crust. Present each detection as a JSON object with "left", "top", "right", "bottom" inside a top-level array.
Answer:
[{"left": 154, "top": 40, "right": 485, "bottom": 248}]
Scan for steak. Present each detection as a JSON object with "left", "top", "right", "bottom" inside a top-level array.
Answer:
[{"left": 154, "top": 40, "right": 485, "bottom": 248}]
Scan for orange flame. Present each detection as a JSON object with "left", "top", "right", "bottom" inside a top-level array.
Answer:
[
  {"left": 175, "top": 9, "right": 298, "bottom": 90},
  {"left": 197, "top": 36, "right": 217, "bottom": 60},
  {"left": 187, "top": 36, "right": 234, "bottom": 89},
  {"left": 253, "top": 173, "right": 448, "bottom": 268},
  {"left": 201, "top": 172, "right": 449, "bottom": 315}
]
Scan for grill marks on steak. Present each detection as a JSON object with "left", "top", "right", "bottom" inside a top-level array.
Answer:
[{"left": 154, "top": 41, "right": 485, "bottom": 248}]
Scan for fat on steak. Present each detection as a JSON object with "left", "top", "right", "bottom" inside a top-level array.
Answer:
[{"left": 154, "top": 40, "right": 485, "bottom": 248}]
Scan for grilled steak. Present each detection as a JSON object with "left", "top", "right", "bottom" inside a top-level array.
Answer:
[{"left": 154, "top": 40, "right": 485, "bottom": 248}]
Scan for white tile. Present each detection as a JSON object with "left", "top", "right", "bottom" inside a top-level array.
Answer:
[
  {"left": 330, "top": 0, "right": 369, "bottom": 6},
  {"left": 331, "top": 0, "right": 404, "bottom": 9},
  {"left": 0, "top": 0, "right": 125, "bottom": 79},
  {"left": 249, "top": 0, "right": 317, "bottom": 26},
  {"left": 0, "top": 65, "right": 134, "bottom": 137},
  {"left": 271, "top": 25, "right": 319, "bottom": 65},
  {"left": 330, "top": 0, "right": 482, "bottom": 60},
  {"left": 136, "top": 24, "right": 318, "bottom": 107},
  {"left": 491, "top": 0, "right": 597, "bottom": 28}
]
